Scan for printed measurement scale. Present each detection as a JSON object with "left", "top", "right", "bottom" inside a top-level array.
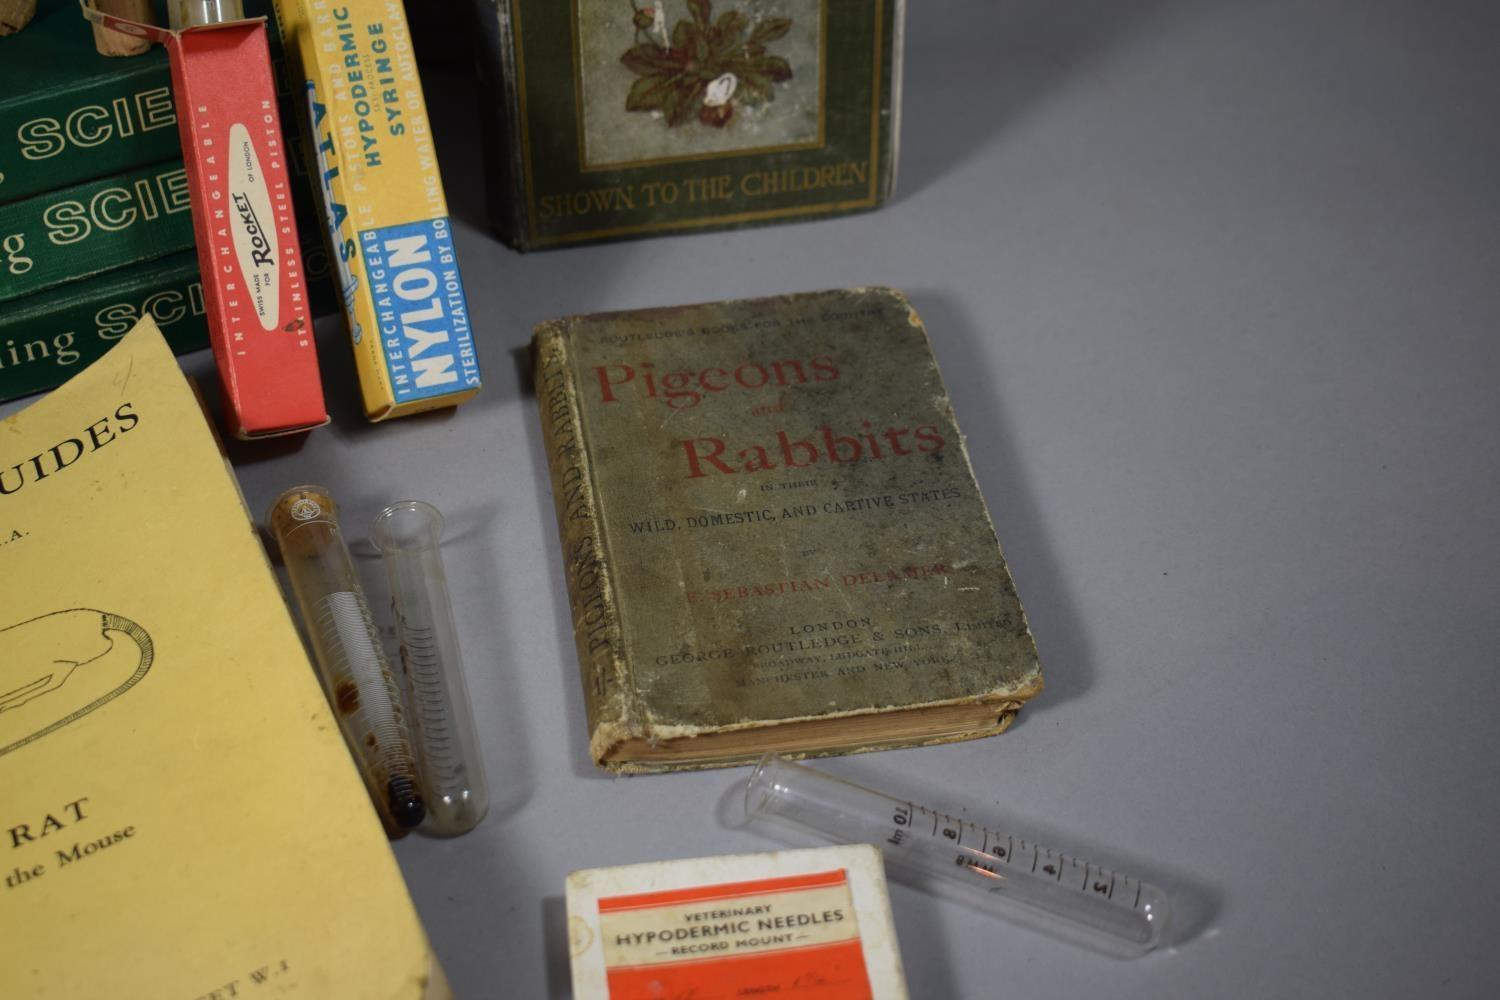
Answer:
[
  {"left": 744, "top": 755, "right": 1171, "bottom": 957},
  {"left": 888, "top": 801, "right": 1154, "bottom": 919},
  {"left": 371, "top": 501, "right": 489, "bottom": 837}
]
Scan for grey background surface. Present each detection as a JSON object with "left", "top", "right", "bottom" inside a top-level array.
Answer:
[{"left": 10, "top": 0, "right": 1499, "bottom": 995}]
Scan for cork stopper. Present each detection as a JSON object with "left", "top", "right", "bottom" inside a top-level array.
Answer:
[
  {"left": 91, "top": 0, "right": 154, "bottom": 55},
  {"left": 267, "top": 485, "right": 340, "bottom": 555},
  {"left": 0, "top": 0, "right": 37, "bottom": 37}
]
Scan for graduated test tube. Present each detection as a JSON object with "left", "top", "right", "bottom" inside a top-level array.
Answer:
[
  {"left": 268, "top": 486, "right": 425, "bottom": 830},
  {"left": 742, "top": 754, "right": 1171, "bottom": 958},
  {"left": 371, "top": 501, "right": 489, "bottom": 836}
]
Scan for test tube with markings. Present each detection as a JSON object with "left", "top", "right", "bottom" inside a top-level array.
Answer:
[
  {"left": 371, "top": 501, "right": 488, "bottom": 836},
  {"left": 268, "top": 486, "right": 425, "bottom": 830},
  {"left": 743, "top": 753, "right": 1171, "bottom": 958}
]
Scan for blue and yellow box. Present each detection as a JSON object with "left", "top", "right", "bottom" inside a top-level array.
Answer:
[{"left": 274, "top": 0, "right": 482, "bottom": 419}]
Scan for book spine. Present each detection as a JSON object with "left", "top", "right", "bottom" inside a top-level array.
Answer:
[
  {"left": 885, "top": 0, "right": 907, "bottom": 198},
  {"left": 0, "top": 159, "right": 194, "bottom": 304},
  {"left": 0, "top": 2, "right": 305, "bottom": 208},
  {"left": 474, "top": 0, "right": 531, "bottom": 250},
  {"left": 0, "top": 251, "right": 208, "bottom": 404},
  {"left": 0, "top": 67, "right": 180, "bottom": 205},
  {"left": 533, "top": 324, "right": 637, "bottom": 763}
]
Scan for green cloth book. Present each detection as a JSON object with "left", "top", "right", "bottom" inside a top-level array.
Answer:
[
  {"left": 0, "top": 159, "right": 193, "bottom": 304},
  {"left": 0, "top": 0, "right": 179, "bottom": 205},
  {"left": 0, "top": 225, "right": 338, "bottom": 406},
  {"left": 0, "top": 126, "right": 333, "bottom": 335},
  {"left": 533, "top": 287, "right": 1042, "bottom": 772},
  {"left": 474, "top": 0, "right": 905, "bottom": 249},
  {"left": 0, "top": 250, "right": 207, "bottom": 403},
  {"left": 0, "top": 1, "right": 336, "bottom": 319}
]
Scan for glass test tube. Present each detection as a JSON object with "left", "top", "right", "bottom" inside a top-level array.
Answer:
[
  {"left": 743, "top": 754, "right": 1171, "bottom": 958},
  {"left": 268, "top": 486, "right": 425, "bottom": 830},
  {"left": 370, "top": 501, "right": 489, "bottom": 836}
]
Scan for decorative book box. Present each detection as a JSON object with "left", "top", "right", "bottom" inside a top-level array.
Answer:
[{"left": 473, "top": 0, "right": 906, "bottom": 248}]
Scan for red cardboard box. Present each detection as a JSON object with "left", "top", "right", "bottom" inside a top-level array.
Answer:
[{"left": 83, "top": 4, "right": 327, "bottom": 438}]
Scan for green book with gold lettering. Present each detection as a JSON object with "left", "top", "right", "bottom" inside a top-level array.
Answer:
[
  {"left": 0, "top": 250, "right": 208, "bottom": 405},
  {"left": 474, "top": 0, "right": 905, "bottom": 249},
  {"left": 0, "top": 0, "right": 179, "bottom": 206},
  {"left": 533, "top": 287, "right": 1043, "bottom": 772},
  {"left": 0, "top": 0, "right": 313, "bottom": 207},
  {"left": 0, "top": 159, "right": 194, "bottom": 305}
]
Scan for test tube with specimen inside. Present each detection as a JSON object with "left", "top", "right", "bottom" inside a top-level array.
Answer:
[{"left": 268, "top": 486, "right": 424, "bottom": 830}]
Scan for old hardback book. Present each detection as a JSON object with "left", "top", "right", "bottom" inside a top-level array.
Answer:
[
  {"left": 534, "top": 287, "right": 1043, "bottom": 772},
  {"left": 0, "top": 319, "right": 448, "bottom": 998},
  {"left": 473, "top": 0, "right": 905, "bottom": 249},
  {"left": 566, "top": 845, "right": 908, "bottom": 999}
]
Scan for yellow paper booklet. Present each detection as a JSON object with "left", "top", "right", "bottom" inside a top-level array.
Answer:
[{"left": 0, "top": 319, "right": 447, "bottom": 999}]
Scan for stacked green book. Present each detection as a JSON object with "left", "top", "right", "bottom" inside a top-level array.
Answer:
[
  {"left": 0, "top": 251, "right": 204, "bottom": 399},
  {"left": 0, "top": 0, "right": 334, "bottom": 404},
  {"left": 0, "top": 159, "right": 194, "bottom": 304},
  {"left": 0, "top": 0, "right": 179, "bottom": 203}
]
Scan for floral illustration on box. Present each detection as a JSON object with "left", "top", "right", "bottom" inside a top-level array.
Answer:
[{"left": 622, "top": 0, "right": 794, "bottom": 129}]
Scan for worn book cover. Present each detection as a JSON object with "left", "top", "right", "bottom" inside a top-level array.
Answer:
[
  {"left": 534, "top": 287, "right": 1043, "bottom": 772},
  {"left": 473, "top": 0, "right": 905, "bottom": 249},
  {"left": 0, "top": 319, "right": 447, "bottom": 998},
  {"left": 566, "top": 845, "right": 907, "bottom": 999}
]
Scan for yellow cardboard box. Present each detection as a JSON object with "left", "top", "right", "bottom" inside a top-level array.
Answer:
[{"left": 275, "top": 0, "right": 482, "bottom": 419}]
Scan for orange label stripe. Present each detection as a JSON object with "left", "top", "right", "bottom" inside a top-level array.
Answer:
[
  {"left": 606, "top": 940, "right": 872, "bottom": 1000},
  {"left": 607, "top": 937, "right": 860, "bottom": 972},
  {"left": 598, "top": 869, "right": 849, "bottom": 912}
]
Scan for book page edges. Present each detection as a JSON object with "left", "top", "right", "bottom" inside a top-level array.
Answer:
[{"left": 597, "top": 679, "right": 1041, "bottom": 774}]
